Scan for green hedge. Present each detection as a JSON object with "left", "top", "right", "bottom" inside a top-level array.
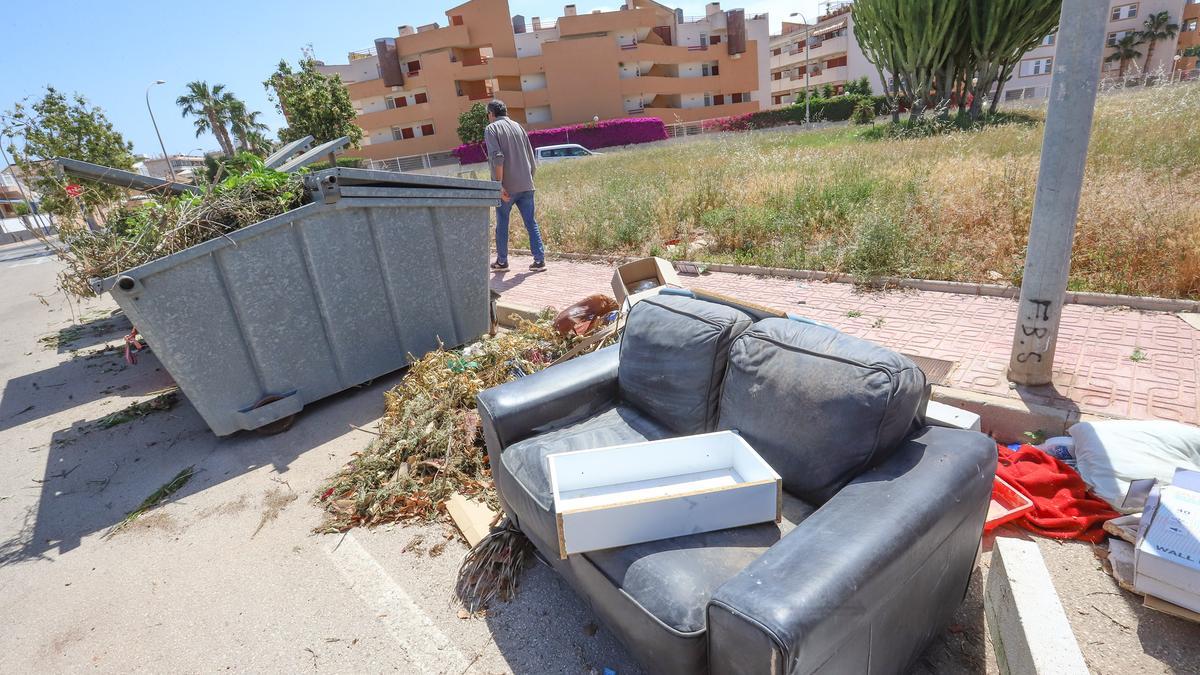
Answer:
[{"left": 701, "top": 95, "right": 895, "bottom": 133}]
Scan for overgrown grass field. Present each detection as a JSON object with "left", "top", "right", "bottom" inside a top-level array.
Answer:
[{"left": 528, "top": 85, "right": 1200, "bottom": 299}]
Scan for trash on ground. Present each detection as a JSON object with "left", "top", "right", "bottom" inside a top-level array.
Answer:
[
  {"left": 984, "top": 476, "right": 1035, "bottom": 531},
  {"left": 1133, "top": 469, "right": 1200, "bottom": 614},
  {"left": 446, "top": 492, "right": 500, "bottom": 548},
  {"left": 995, "top": 443, "right": 1119, "bottom": 542},
  {"left": 553, "top": 294, "right": 618, "bottom": 337},
  {"left": 95, "top": 389, "right": 179, "bottom": 429},
  {"left": 611, "top": 256, "right": 682, "bottom": 307},
  {"left": 1068, "top": 420, "right": 1200, "bottom": 513},
  {"left": 550, "top": 431, "right": 780, "bottom": 557},
  {"left": 455, "top": 517, "right": 533, "bottom": 614},
  {"left": 103, "top": 465, "right": 196, "bottom": 539},
  {"left": 315, "top": 312, "right": 617, "bottom": 532}
]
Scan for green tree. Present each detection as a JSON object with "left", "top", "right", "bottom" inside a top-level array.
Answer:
[
  {"left": 1, "top": 87, "right": 136, "bottom": 220},
  {"left": 1106, "top": 34, "right": 1145, "bottom": 77},
  {"left": 224, "top": 96, "right": 271, "bottom": 154},
  {"left": 457, "top": 102, "right": 488, "bottom": 144},
  {"left": 177, "top": 81, "right": 236, "bottom": 156},
  {"left": 854, "top": 0, "right": 1061, "bottom": 120},
  {"left": 1139, "top": 11, "right": 1179, "bottom": 72},
  {"left": 264, "top": 58, "right": 363, "bottom": 146},
  {"left": 821, "top": 83, "right": 836, "bottom": 99}
]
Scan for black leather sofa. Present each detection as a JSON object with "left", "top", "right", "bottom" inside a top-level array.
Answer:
[{"left": 477, "top": 294, "right": 996, "bottom": 674}]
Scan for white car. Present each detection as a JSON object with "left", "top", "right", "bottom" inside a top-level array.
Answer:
[{"left": 535, "top": 144, "right": 601, "bottom": 163}]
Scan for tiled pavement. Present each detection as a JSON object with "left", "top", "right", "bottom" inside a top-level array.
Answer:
[{"left": 491, "top": 254, "right": 1200, "bottom": 426}]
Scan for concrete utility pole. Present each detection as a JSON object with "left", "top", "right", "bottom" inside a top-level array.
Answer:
[{"left": 1007, "top": 0, "right": 1109, "bottom": 385}]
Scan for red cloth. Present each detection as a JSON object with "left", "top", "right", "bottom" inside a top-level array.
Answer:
[{"left": 996, "top": 444, "right": 1119, "bottom": 543}]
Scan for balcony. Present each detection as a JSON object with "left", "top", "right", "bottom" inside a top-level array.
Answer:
[
  {"left": 348, "top": 78, "right": 395, "bottom": 100},
  {"left": 557, "top": 6, "right": 659, "bottom": 37},
  {"left": 641, "top": 100, "right": 759, "bottom": 123},
  {"left": 451, "top": 55, "right": 519, "bottom": 79},
  {"left": 355, "top": 102, "right": 434, "bottom": 132},
  {"left": 492, "top": 90, "right": 525, "bottom": 107},
  {"left": 395, "top": 24, "right": 471, "bottom": 56},
  {"left": 620, "top": 75, "right": 708, "bottom": 97}
]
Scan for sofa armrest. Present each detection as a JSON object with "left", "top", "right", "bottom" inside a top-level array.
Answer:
[
  {"left": 707, "top": 426, "right": 996, "bottom": 675},
  {"left": 476, "top": 344, "right": 621, "bottom": 450}
]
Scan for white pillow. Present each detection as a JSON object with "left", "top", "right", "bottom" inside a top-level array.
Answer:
[{"left": 1068, "top": 420, "right": 1200, "bottom": 513}]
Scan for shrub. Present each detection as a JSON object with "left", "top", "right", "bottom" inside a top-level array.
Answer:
[
  {"left": 452, "top": 117, "right": 668, "bottom": 164},
  {"left": 821, "top": 84, "right": 836, "bottom": 99},
  {"left": 851, "top": 99, "right": 876, "bottom": 125}
]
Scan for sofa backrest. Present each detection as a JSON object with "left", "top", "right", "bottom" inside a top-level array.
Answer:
[
  {"left": 717, "top": 318, "right": 927, "bottom": 503},
  {"left": 619, "top": 295, "right": 754, "bottom": 435}
]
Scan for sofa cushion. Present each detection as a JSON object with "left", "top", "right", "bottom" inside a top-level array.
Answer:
[
  {"left": 718, "top": 318, "right": 927, "bottom": 504},
  {"left": 618, "top": 295, "right": 753, "bottom": 435},
  {"left": 502, "top": 403, "right": 672, "bottom": 513},
  {"left": 585, "top": 494, "right": 815, "bottom": 633}
]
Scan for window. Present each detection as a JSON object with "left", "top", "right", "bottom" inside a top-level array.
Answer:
[
  {"left": 1185, "top": 18, "right": 1199, "bottom": 31},
  {"left": 397, "top": 95, "right": 409, "bottom": 108},
  {"left": 414, "top": 92, "right": 428, "bottom": 104},
  {"left": 1107, "top": 30, "right": 1133, "bottom": 46},
  {"left": 451, "top": 14, "right": 464, "bottom": 26},
  {"left": 406, "top": 60, "right": 421, "bottom": 75},
  {"left": 1111, "top": 3, "right": 1137, "bottom": 21},
  {"left": 401, "top": 127, "right": 415, "bottom": 139},
  {"left": 703, "top": 93, "right": 712, "bottom": 106},
  {"left": 385, "top": 96, "right": 397, "bottom": 109},
  {"left": 1020, "top": 57, "right": 1053, "bottom": 77},
  {"left": 566, "top": 147, "right": 590, "bottom": 157},
  {"left": 421, "top": 123, "right": 435, "bottom": 136},
  {"left": 713, "top": 94, "right": 725, "bottom": 105},
  {"left": 709, "top": 35, "right": 721, "bottom": 45},
  {"left": 771, "top": 48, "right": 781, "bottom": 56},
  {"left": 826, "top": 55, "right": 847, "bottom": 68},
  {"left": 773, "top": 95, "right": 782, "bottom": 105},
  {"left": 1041, "top": 33, "right": 1056, "bottom": 46},
  {"left": 772, "top": 71, "right": 782, "bottom": 80},
  {"left": 391, "top": 126, "right": 404, "bottom": 141}
]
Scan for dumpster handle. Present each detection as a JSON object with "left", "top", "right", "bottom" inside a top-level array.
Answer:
[{"left": 232, "top": 391, "right": 303, "bottom": 432}]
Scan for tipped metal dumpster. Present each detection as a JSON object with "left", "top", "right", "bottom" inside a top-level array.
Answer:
[{"left": 96, "top": 168, "right": 500, "bottom": 436}]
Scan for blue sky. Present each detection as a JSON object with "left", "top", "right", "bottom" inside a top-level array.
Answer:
[{"left": 0, "top": 0, "right": 821, "bottom": 159}]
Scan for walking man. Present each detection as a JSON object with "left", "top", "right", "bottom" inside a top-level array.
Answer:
[{"left": 484, "top": 100, "right": 546, "bottom": 272}]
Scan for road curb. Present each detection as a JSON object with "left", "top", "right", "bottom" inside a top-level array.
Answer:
[
  {"left": 507, "top": 249, "right": 1200, "bottom": 313},
  {"left": 986, "top": 537, "right": 1090, "bottom": 674}
]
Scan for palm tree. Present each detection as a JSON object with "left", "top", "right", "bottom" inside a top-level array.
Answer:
[
  {"left": 177, "top": 81, "right": 235, "bottom": 157},
  {"left": 1105, "top": 34, "right": 1145, "bottom": 78},
  {"left": 223, "top": 96, "right": 270, "bottom": 154},
  {"left": 1139, "top": 11, "right": 1179, "bottom": 73}
]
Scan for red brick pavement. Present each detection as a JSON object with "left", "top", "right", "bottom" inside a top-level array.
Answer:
[{"left": 491, "top": 254, "right": 1200, "bottom": 425}]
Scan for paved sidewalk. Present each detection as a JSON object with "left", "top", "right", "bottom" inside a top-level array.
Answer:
[{"left": 492, "top": 255, "right": 1200, "bottom": 427}]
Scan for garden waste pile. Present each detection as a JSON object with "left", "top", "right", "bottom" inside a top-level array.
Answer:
[
  {"left": 315, "top": 312, "right": 616, "bottom": 533},
  {"left": 49, "top": 164, "right": 306, "bottom": 297}
]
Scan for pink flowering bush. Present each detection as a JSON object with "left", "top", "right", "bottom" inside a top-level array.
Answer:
[{"left": 453, "top": 117, "right": 668, "bottom": 164}]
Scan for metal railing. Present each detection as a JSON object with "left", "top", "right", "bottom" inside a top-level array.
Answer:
[
  {"left": 369, "top": 151, "right": 460, "bottom": 173},
  {"left": 349, "top": 47, "right": 377, "bottom": 61}
]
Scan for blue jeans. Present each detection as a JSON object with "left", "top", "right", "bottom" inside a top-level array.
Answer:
[{"left": 495, "top": 190, "right": 545, "bottom": 264}]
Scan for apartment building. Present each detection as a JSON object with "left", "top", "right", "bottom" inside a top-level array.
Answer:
[
  {"left": 0, "top": 167, "right": 29, "bottom": 218},
  {"left": 767, "top": 4, "right": 883, "bottom": 106},
  {"left": 1178, "top": 0, "right": 1200, "bottom": 72},
  {"left": 315, "top": 0, "right": 770, "bottom": 162},
  {"left": 1005, "top": 0, "right": 1186, "bottom": 102},
  {"left": 134, "top": 154, "right": 207, "bottom": 182}
]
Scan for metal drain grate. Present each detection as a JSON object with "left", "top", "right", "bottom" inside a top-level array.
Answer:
[{"left": 902, "top": 354, "right": 957, "bottom": 386}]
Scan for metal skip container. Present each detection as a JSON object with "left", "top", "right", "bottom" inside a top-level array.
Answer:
[{"left": 97, "top": 168, "right": 500, "bottom": 436}]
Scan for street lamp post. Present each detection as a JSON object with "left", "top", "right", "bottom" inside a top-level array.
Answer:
[
  {"left": 1172, "top": 53, "right": 1182, "bottom": 83},
  {"left": 145, "top": 80, "right": 175, "bottom": 181},
  {"left": 789, "top": 13, "right": 812, "bottom": 128}
]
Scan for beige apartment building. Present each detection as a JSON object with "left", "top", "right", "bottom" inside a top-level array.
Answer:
[
  {"left": 315, "top": 0, "right": 770, "bottom": 163},
  {"left": 1176, "top": 0, "right": 1200, "bottom": 72},
  {"left": 767, "top": 3, "right": 884, "bottom": 106},
  {"left": 999, "top": 0, "right": 1187, "bottom": 102}
]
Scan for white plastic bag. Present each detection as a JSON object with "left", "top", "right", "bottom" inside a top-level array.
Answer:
[{"left": 1068, "top": 420, "right": 1200, "bottom": 513}]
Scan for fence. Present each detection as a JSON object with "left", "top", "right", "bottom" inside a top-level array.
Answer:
[
  {"left": 368, "top": 151, "right": 460, "bottom": 173},
  {"left": 1, "top": 214, "right": 54, "bottom": 242}
]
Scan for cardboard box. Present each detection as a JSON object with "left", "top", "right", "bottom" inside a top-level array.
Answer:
[
  {"left": 611, "top": 257, "right": 682, "bottom": 305},
  {"left": 1133, "top": 469, "right": 1200, "bottom": 613},
  {"left": 548, "top": 431, "right": 781, "bottom": 558}
]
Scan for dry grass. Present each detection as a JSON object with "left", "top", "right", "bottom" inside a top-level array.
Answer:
[{"left": 531, "top": 84, "right": 1200, "bottom": 299}]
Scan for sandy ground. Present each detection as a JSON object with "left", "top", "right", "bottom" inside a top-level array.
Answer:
[{"left": 0, "top": 238, "right": 1195, "bottom": 674}]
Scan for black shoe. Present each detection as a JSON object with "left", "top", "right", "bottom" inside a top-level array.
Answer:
[
  {"left": 490, "top": 260, "right": 509, "bottom": 271},
  {"left": 529, "top": 261, "right": 547, "bottom": 272}
]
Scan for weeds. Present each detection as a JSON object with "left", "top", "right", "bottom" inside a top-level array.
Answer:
[
  {"left": 95, "top": 390, "right": 179, "bottom": 429},
  {"left": 531, "top": 84, "right": 1200, "bottom": 299},
  {"left": 103, "top": 465, "right": 196, "bottom": 539}
]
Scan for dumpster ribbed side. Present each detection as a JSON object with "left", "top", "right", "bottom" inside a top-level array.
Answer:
[{"left": 106, "top": 195, "right": 495, "bottom": 436}]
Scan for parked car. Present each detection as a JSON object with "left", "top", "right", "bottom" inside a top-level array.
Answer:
[{"left": 535, "top": 144, "right": 600, "bottom": 163}]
